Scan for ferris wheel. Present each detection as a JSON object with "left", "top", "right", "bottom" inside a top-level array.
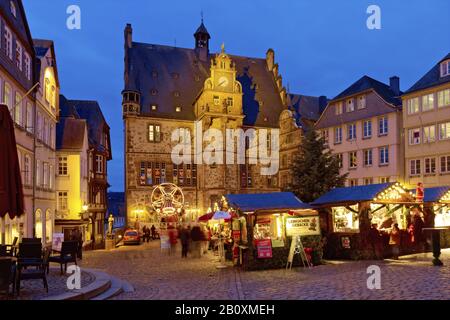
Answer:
[{"left": 150, "top": 183, "right": 185, "bottom": 215}]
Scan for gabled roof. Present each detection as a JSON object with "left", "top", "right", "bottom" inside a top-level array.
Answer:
[
  {"left": 404, "top": 53, "right": 450, "bottom": 94},
  {"left": 56, "top": 117, "right": 87, "bottom": 150},
  {"left": 33, "top": 39, "right": 60, "bottom": 87},
  {"left": 332, "top": 75, "right": 402, "bottom": 106},
  {"left": 312, "top": 183, "right": 393, "bottom": 206},
  {"left": 226, "top": 192, "right": 311, "bottom": 212},
  {"left": 288, "top": 93, "right": 327, "bottom": 128},
  {"left": 125, "top": 42, "right": 285, "bottom": 127},
  {"left": 194, "top": 22, "right": 210, "bottom": 37},
  {"left": 0, "top": 0, "right": 34, "bottom": 53}
]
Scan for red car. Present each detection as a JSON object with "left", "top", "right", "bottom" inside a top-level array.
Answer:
[{"left": 123, "top": 229, "right": 141, "bottom": 245}]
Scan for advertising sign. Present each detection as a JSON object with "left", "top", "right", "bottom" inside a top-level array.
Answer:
[
  {"left": 52, "top": 233, "right": 64, "bottom": 252},
  {"left": 255, "top": 239, "right": 272, "bottom": 259},
  {"left": 286, "top": 216, "right": 320, "bottom": 236}
]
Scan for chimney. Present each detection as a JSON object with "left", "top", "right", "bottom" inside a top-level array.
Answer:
[
  {"left": 124, "top": 23, "right": 133, "bottom": 49},
  {"left": 390, "top": 76, "right": 400, "bottom": 96}
]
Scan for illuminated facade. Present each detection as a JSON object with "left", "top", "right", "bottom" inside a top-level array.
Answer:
[
  {"left": 0, "top": 0, "right": 37, "bottom": 242},
  {"left": 33, "top": 39, "right": 59, "bottom": 245},
  {"left": 402, "top": 53, "right": 450, "bottom": 188}
]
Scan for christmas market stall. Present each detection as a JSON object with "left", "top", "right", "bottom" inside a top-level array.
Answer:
[
  {"left": 311, "top": 182, "right": 430, "bottom": 260},
  {"left": 225, "top": 192, "right": 322, "bottom": 271},
  {"left": 417, "top": 186, "right": 450, "bottom": 248}
]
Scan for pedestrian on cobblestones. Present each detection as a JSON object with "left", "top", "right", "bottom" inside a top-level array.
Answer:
[
  {"left": 168, "top": 226, "right": 178, "bottom": 255},
  {"left": 389, "top": 223, "right": 401, "bottom": 260},
  {"left": 369, "top": 224, "right": 383, "bottom": 260},
  {"left": 180, "top": 226, "right": 191, "bottom": 258}
]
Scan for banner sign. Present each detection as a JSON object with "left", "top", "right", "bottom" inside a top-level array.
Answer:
[
  {"left": 256, "top": 239, "right": 272, "bottom": 259},
  {"left": 286, "top": 216, "right": 320, "bottom": 236}
]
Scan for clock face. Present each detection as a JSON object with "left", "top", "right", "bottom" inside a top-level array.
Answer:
[{"left": 218, "top": 76, "right": 229, "bottom": 88}]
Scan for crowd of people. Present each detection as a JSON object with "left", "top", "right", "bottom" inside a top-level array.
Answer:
[{"left": 369, "top": 209, "right": 426, "bottom": 260}]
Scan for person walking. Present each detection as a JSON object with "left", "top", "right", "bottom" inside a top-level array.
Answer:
[
  {"left": 389, "top": 223, "right": 401, "bottom": 260},
  {"left": 369, "top": 224, "right": 383, "bottom": 260},
  {"left": 180, "top": 226, "right": 191, "bottom": 258},
  {"left": 412, "top": 211, "right": 425, "bottom": 252},
  {"left": 151, "top": 225, "right": 156, "bottom": 240}
]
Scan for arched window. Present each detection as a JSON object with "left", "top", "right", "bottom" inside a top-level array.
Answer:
[
  {"left": 45, "top": 210, "right": 53, "bottom": 243},
  {"left": 35, "top": 209, "right": 43, "bottom": 240}
]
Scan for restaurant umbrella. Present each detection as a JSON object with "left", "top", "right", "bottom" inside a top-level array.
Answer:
[{"left": 0, "top": 104, "right": 24, "bottom": 245}]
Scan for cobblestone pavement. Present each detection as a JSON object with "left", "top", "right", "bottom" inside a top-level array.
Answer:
[
  {"left": 79, "top": 242, "right": 450, "bottom": 300},
  {"left": 1, "top": 268, "right": 95, "bottom": 300}
]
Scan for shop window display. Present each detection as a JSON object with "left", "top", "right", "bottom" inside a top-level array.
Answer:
[
  {"left": 253, "top": 214, "right": 284, "bottom": 241},
  {"left": 435, "top": 207, "right": 450, "bottom": 227},
  {"left": 369, "top": 204, "right": 407, "bottom": 230}
]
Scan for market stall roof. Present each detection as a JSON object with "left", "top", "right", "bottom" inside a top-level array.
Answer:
[
  {"left": 226, "top": 192, "right": 311, "bottom": 212},
  {"left": 312, "top": 183, "right": 396, "bottom": 207},
  {"left": 411, "top": 186, "right": 450, "bottom": 203}
]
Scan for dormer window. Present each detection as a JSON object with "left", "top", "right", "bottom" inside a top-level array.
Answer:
[
  {"left": 441, "top": 60, "right": 450, "bottom": 77},
  {"left": 175, "top": 106, "right": 182, "bottom": 112},
  {"left": 151, "top": 104, "right": 157, "bottom": 111},
  {"left": 346, "top": 98, "right": 355, "bottom": 112},
  {"left": 10, "top": 1, "right": 16, "bottom": 18},
  {"left": 358, "top": 95, "right": 366, "bottom": 109},
  {"left": 150, "top": 89, "right": 158, "bottom": 96},
  {"left": 173, "top": 91, "right": 180, "bottom": 98}
]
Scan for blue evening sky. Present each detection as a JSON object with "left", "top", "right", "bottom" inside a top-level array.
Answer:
[{"left": 23, "top": 0, "right": 450, "bottom": 192}]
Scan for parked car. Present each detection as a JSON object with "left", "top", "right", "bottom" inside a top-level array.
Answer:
[{"left": 123, "top": 229, "right": 141, "bottom": 245}]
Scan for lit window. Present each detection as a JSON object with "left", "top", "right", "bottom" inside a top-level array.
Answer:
[
  {"left": 151, "top": 104, "right": 157, "bottom": 111},
  {"left": 425, "top": 158, "right": 436, "bottom": 175},
  {"left": 213, "top": 96, "right": 220, "bottom": 105},
  {"left": 408, "top": 128, "right": 421, "bottom": 145},
  {"left": 379, "top": 177, "right": 390, "bottom": 183},
  {"left": 379, "top": 146, "right": 389, "bottom": 165},
  {"left": 378, "top": 116, "right": 388, "bottom": 135},
  {"left": 407, "top": 97, "right": 419, "bottom": 114},
  {"left": 175, "top": 106, "right": 182, "bottom": 112},
  {"left": 358, "top": 95, "right": 366, "bottom": 109},
  {"left": 14, "top": 92, "right": 22, "bottom": 126},
  {"left": 438, "top": 89, "right": 450, "bottom": 108},
  {"left": 57, "top": 191, "right": 68, "bottom": 211},
  {"left": 321, "top": 129, "right": 329, "bottom": 143},
  {"left": 15, "top": 41, "right": 22, "bottom": 70},
  {"left": 363, "top": 149, "right": 373, "bottom": 166},
  {"left": 349, "top": 151, "right": 357, "bottom": 168},
  {"left": 148, "top": 124, "right": 161, "bottom": 142},
  {"left": 226, "top": 97, "right": 233, "bottom": 107},
  {"left": 173, "top": 91, "right": 180, "bottom": 97},
  {"left": 423, "top": 125, "right": 436, "bottom": 143},
  {"left": 26, "top": 102, "right": 32, "bottom": 132},
  {"left": 346, "top": 99, "right": 354, "bottom": 112},
  {"left": 24, "top": 155, "right": 31, "bottom": 185},
  {"left": 439, "top": 122, "right": 450, "bottom": 140},
  {"left": 440, "top": 156, "right": 450, "bottom": 173},
  {"left": 422, "top": 93, "right": 435, "bottom": 112},
  {"left": 4, "top": 26, "right": 12, "bottom": 60},
  {"left": 336, "top": 154, "right": 343, "bottom": 168},
  {"left": 410, "top": 159, "right": 421, "bottom": 176},
  {"left": 349, "top": 179, "right": 358, "bottom": 187},
  {"left": 363, "top": 120, "right": 372, "bottom": 138},
  {"left": 3, "top": 82, "right": 12, "bottom": 113},
  {"left": 58, "top": 156, "right": 68, "bottom": 176},
  {"left": 364, "top": 178, "right": 373, "bottom": 185}
]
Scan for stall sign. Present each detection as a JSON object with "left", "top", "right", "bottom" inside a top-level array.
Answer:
[
  {"left": 256, "top": 239, "right": 272, "bottom": 259},
  {"left": 286, "top": 216, "right": 320, "bottom": 236}
]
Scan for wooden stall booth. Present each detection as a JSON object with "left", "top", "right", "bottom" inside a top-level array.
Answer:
[
  {"left": 312, "top": 182, "right": 427, "bottom": 260},
  {"left": 225, "top": 192, "right": 322, "bottom": 271}
]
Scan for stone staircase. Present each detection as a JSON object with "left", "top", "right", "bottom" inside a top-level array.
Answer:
[{"left": 41, "top": 269, "right": 134, "bottom": 300}]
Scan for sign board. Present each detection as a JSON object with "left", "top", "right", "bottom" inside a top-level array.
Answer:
[
  {"left": 160, "top": 234, "right": 171, "bottom": 250},
  {"left": 286, "top": 216, "right": 320, "bottom": 236},
  {"left": 232, "top": 230, "right": 241, "bottom": 242},
  {"left": 341, "top": 236, "right": 351, "bottom": 249},
  {"left": 52, "top": 233, "right": 64, "bottom": 252},
  {"left": 255, "top": 239, "right": 272, "bottom": 259},
  {"left": 271, "top": 239, "right": 285, "bottom": 248}
]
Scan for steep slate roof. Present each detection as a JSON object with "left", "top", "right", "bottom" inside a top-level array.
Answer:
[
  {"left": 33, "top": 39, "right": 60, "bottom": 87},
  {"left": 0, "top": 0, "right": 34, "bottom": 52},
  {"left": 332, "top": 75, "right": 402, "bottom": 106},
  {"left": 125, "top": 42, "right": 285, "bottom": 127},
  {"left": 226, "top": 192, "right": 311, "bottom": 212},
  {"left": 312, "top": 183, "right": 393, "bottom": 206},
  {"left": 405, "top": 53, "right": 450, "bottom": 94},
  {"left": 69, "top": 100, "right": 110, "bottom": 155},
  {"left": 288, "top": 93, "right": 327, "bottom": 128},
  {"left": 56, "top": 117, "right": 86, "bottom": 150}
]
